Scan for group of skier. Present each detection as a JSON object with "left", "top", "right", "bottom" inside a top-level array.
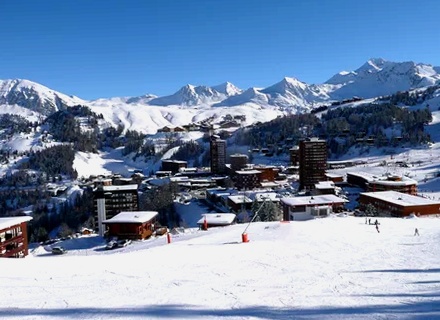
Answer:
[{"left": 364, "top": 217, "right": 419, "bottom": 235}]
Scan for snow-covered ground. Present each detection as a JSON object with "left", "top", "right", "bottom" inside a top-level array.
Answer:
[{"left": 3, "top": 215, "right": 440, "bottom": 319}]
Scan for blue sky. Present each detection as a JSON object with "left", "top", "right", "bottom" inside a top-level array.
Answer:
[{"left": 0, "top": 0, "right": 439, "bottom": 99}]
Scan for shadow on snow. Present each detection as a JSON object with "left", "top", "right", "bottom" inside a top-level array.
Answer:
[{"left": 2, "top": 302, "right": 440, "bottom": 319}]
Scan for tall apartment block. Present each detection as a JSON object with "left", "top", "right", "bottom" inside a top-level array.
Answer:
[
  {"left": 93, "top": 184, "right": 139, "bottom": 236},
  {"left": 210, "top": 135, "right": 226, "bottom": 174},
  {"left": 299, "top": 138, "right": 327, "bottom": 190}
]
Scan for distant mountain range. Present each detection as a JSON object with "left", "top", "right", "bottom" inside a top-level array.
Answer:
[{"left": 1, "top": 58, "right": 440, "bottom": 133}]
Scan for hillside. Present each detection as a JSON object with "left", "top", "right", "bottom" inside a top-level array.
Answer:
[{"left": 3, "top": 216, "right": 440, "bottom": 319}]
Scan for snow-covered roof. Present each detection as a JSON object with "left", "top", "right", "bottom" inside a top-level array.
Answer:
[
  {"left": 228, "top": 195, "right": 253, "bottom": 204},
  {"left": 360, "top": 191, "right": 440, "bottom": 207},
  {"left": 102, "top": 211, "right": 158, "bottom": 224},
  {"left": 0, "top": 216, "right": 33, "bottom": 230},
  {"left": 281, "top": 195, "right": 348, "bottom": 207},
  {"left": 197, "top": 213, "right": 236, "bottom": 225},
  {"left": 325, "top": 173, "right": 344, "bottom": 178},
  {"left": 252, "top": 192, "right": 280, "bottom": 202},
  {"left": 347, "top": 172, "right": 417, "bottom": 186},
  {"left": 98, "top": 184, "right": 138, "bottom": 192},
  {"left": 260, "top": 182, "right": 279, "bottom": 188},
  {"left": 315, "top": 181, "right": 335, "bottom": 189},
  {"left": 235, "top": 170, "right": 261, "bottom": 175}
]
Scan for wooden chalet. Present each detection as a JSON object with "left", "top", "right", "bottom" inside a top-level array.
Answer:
[
  {"left": 102, "top": 211, "right": 159, "bottom": 240},
  {"left": 0, "top": 216, "right": 33, "bottom": 258}
]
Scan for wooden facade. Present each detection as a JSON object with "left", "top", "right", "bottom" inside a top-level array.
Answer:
[{"left": 0, "top": 216, "right": 33, "bottom": 258}]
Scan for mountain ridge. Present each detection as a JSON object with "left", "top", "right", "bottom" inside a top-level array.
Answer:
[{"left": 2, "top": 58, "right": 440, "bottom": 133}]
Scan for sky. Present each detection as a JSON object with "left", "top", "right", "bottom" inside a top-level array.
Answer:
[{"left": 1, "top": 0, "right": 440, "bottom": 100}]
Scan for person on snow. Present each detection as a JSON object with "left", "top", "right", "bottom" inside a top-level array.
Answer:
[
  {"left": 376, "top": 224, "right": 380, "bottom": 233},
  {"left": 414, "top": 228, "right": 420, "bottom": 236}
]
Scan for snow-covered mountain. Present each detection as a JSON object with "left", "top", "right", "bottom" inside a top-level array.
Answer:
[
  {"left": 0, "top": 79, "right": 86, "bottom": 116},
  {"left": 211, "top": 81, "right": 243, "bottom": 96},
  {"left": 326, "top": 58, "right": 440, "bottom": 99},
  {"left": 214, "top": 87, "right": 269, "bottom": 107},
  {"left": 2, "top": 58, "right": 440, "bottom": 133},
  {"left": 148, "top": 84, "right": 227, "bottom": 106},
  {"left": 260, "top": 77, "right": 330, "bottom": 109}
]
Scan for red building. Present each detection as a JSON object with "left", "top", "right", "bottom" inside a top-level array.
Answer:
[
  {"left": 359, "top": 191, "right": 440, "bottom": 217},
  {"left": 0, "top": 216, "right": 33, "bottom": 258},
  {"left": 102, "top": 211, "right": 159, "bottom": 240},
  {"left": 347, "top": 172, "right": 417, "bottom": 195}
]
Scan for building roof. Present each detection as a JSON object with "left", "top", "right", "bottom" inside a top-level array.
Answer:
[
  {"left": 325, "top": 173, "right": 344, "bottom": 178},
  {"left": 315, "top": 181, "right": 336, "bottom": 190},
  {"left": 197, "top": 213, "right": 236, "bottom": 225},
  {"left": 228, "top": 195, "right": 253, "bottom": 204},
  {"left": 235, "top": 170, "right": 261, "bottom": 175},
  {"left": 260, "top": 181, "right": 280, "bottom": 188},
  {"left": 347, "top": 172, "right": 417, "bottom": 186},
  {"left": 102, "top": 211, "right": 158, "bottom": 224},
  {"left": 281, "top": 195, "right": 348, "bottom": 207},
  {"left": 252, "top": 192, "right": 280, "bottom": 202},
  {"left": 98, "top": 184, "right": 138, "bottom": 192},
  {"left": 360, "top": 191, "right": 440, "bottom": 207},
  {"left": 0, "top": 216, "right": 33, "bottom": 230}
]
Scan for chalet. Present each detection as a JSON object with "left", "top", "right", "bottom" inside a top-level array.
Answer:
[
  {"left": 0, "top": 216, "right": 33, "bottom": 258},
  {"left": 281, "top": 195, "right": 348, "bottom": 221},
  {"left": 173, "top": 126, "right": 186, "bottom": 132},
  {"left": 102, "top": 211, "right": 159, "bottom": 240},
  {"left": 359, "top": 191, "right": 440, "bottom": 217},
  {"left": 158, "top": 126, "right": 173, "bottom": 132},
  {"left": 80, "top": 227, "right": 93, "bottom": 235},
  {"left": 197, "top": 213, "right": 236, "bottom": 228}
]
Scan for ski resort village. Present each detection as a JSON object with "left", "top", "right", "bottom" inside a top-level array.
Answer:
[{"left": 2, "top": 59, "right": 440, "bottom": 319}]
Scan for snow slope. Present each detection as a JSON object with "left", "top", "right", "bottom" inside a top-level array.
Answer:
[{"left": 2, "top": 216, "right": 440, "bottom": 319}]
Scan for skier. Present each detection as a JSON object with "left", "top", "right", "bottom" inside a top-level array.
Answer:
[
  {"left": 414, "top": 228, "right": 420, "bottom": 236},
  {"left": 376, "top": 224, "right": 380, "bottom": 233}
]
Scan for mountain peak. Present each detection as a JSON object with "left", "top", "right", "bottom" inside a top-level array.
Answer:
[
  {"left": 211, "top": 82, "right": 242, "bottom": 96},
  {"left": 148, "top": 84, "right": 224, "bottom": 106}
]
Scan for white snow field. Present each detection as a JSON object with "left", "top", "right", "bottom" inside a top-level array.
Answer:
[{"left": 2, "top": 215, "right": 440, "bottom": 319}]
